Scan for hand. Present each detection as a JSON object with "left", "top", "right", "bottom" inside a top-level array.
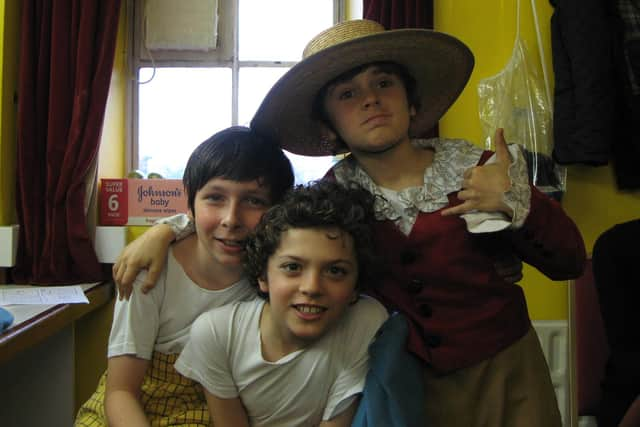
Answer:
[
  {"left": 112, "top": 224, "right": 175, "bottom": 300},
  {"left": 442, "top": 128, "right": 513, "bottom": 217}
]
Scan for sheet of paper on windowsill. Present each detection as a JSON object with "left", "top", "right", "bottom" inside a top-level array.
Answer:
[{"left": 0, "top": 285, "right": 90, "bottom": 305}]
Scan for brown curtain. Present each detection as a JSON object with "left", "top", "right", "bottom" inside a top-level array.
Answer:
[
  {"left": 363, "top": 0, "right": 437, "bottom": 137},
  {"left": 13, "top": 0, "right": 121, "bottom": 284},
  {"left": 363, "top": 0, "right": 433, "bottom": 29}
]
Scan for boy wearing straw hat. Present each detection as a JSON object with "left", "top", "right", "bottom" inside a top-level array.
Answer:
[
  {"left": 114, "top": 20, "right": 586, "bottom": 426},
  {"left": 248, "top": 20, "right": 586, "bottom": 426}
]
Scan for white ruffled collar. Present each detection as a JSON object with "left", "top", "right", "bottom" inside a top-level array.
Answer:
[{"left": 333, "top": 138, "right": 484, "bottom": 222}]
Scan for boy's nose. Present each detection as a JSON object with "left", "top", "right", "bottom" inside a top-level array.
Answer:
[
  {"left": 221, "top": 202, "right": 241, "bottom": 229},
  {"left": 299, "top": 271, "right": 323, "bottom": 296},
  {"left": 362, "top": 89, "right": 380, "bottom": 108}
]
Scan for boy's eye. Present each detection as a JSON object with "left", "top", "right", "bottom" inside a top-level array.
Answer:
[
  {"left": 280, "top": 262, "right": 301, "bottom": 273},
  {"left": 206, "top": 193, "right": 225, "bottom": 203},
  {"left": 245, "top": 196, "right": 269, "bottom": 207},
  {"left": 337, "top": 89, "right": 354, "bottom": 100},
  {"left": 326, "top": 265, "right": 349, "bottom": 277},
  {"left": 377, "top": 78, "right": 393, "bottom": 88}
]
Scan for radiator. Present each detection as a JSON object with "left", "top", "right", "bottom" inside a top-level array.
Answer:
[{"left": 534, "top": 320, "right": 570, "bottom": 426}]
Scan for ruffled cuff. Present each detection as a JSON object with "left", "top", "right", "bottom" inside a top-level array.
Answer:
[
  {"left": 503, "top": 143, "right": 531, "bottom": 229},
  {"left": 463, "top": 143, "right": 531, "bottom": 233},
  {"left": 154, "top": 213, "right": 194, "bottom": 241}
]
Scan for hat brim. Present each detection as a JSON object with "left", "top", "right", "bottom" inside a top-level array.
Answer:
[{"left": 251, "top": 29, "right": 474, "bottom": 157}]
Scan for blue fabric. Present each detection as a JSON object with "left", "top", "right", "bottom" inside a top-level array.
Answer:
[
  {"left": 0, "top": 307, "right": 14, "bottom": 331},
  {"left": 352, "top": 312, "right": 426, "bottom": 427}
]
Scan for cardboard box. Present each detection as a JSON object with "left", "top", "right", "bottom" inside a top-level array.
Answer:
[{"left": 100, "top": 179, "right": 188, "bottom": 226}]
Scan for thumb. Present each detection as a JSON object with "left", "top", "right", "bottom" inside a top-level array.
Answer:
[{"left": 493, "top": 128, "right": 511, "bottom": 165}]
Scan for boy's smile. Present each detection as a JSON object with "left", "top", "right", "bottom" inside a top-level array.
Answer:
[
  {"left": 322, "top": 65, "right": 415, "bottom": 157},
  {"left": 258, "top": 227, "right": 358, "bottom": 360},
  {"left": 190, "top": 178, "right": 271, "bottom": 278}
]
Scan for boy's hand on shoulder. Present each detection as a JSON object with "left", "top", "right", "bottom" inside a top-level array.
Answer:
[
  {"left": 442, "top": 128, "right": 514, "bottom": 218},
  {"left": 112, "top": 224, "right": 174, "bottom": 300}
]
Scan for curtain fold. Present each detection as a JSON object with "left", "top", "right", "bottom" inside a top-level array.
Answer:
[
  {"left": 14, "top": 0, "right": 121, "bottom": 284},
  {"left": 363, "top": 0, "right": 433, "bottom": 30}
]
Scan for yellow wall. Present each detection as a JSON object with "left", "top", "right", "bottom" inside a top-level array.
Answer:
[
  {"left": 0, "top": 0, "right": 19, "bottom": 226},
  {"left": 435, "top": 1, "right": 640, "bottom": 320},
  {"left": 98, "top": 3, "right": 128, "bottom": 180}
]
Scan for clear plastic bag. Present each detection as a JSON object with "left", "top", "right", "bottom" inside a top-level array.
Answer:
[{"left": 477, "top": 0, "right": 566, "bottom": 200}]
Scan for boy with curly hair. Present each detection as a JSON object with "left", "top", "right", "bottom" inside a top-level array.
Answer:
[{"left": 175, "top": 181, "right": 388, "bottom": 427}]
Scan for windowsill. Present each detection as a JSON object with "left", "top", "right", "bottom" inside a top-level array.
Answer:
[{"left": 0, "top": 281, "right": 114, "bottom": 365}]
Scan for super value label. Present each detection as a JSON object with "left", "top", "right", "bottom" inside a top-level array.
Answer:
[{"left": 100, "top": 179, "right": 188, "bottom": 226}]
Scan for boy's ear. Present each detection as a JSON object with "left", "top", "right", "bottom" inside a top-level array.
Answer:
[
  {"left": 409, "top": 105, "right": 417, "bottom": 118},
  {"left": 188, "top": 208, "right": 194, "bottom": 220},
  {"left": 319, "top": 123, "right": 338, "bottom": 143},
  {"left": 258, "top": 276, "right": 269, "bottom": 293}
]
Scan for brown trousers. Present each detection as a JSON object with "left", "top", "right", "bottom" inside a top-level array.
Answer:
[{"left": 423, "top": 327, "right": 562, "bottom": 427}]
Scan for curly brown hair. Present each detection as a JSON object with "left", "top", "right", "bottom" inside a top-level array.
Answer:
[{"left": 244, "top": 180, "right": 377, "bottom": 299}]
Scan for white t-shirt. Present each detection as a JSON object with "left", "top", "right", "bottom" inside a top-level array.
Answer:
[
  {"left": 175, "top": 296, "right": 388, "bottom": 427},
  {"left": 108, "top": 249, "right": 256, "bottom": 359}
]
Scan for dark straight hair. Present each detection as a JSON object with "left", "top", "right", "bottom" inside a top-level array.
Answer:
[{"left": 183, "top": 126, "right": 294, "bottom": 213}]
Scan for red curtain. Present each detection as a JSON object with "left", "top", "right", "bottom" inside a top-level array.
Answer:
[
  {"left": 13, "top": 0, "right": 121, "bottom": 284},
  {"left": 363, "top": 0, "right": 433, "bottom": 29}
]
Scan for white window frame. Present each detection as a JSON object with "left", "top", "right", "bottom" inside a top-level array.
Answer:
[{"left": 125, "top": 0, "right": 345, "bottom": 173}]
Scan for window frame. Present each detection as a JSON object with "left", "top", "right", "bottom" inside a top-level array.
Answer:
[{"left": 125, "top": 0, "right": 345, "bottom": 174}]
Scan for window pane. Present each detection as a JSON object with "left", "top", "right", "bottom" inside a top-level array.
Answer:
[
  {"left": 239, "top": 0, "right": 333, "bottom": 61},
  {"left": 285, "top": 151, "right": 339, "bottom": 185},
  {"left": 138, "top": 67, "right": 232, "bottom": 178},
  {"left": 238, "top": 67, "right": 290, "bottom": 126}
]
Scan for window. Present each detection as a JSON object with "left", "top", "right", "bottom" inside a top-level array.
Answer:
[{"left": 129, "top": 0, "right": 345, "bottom": 183}]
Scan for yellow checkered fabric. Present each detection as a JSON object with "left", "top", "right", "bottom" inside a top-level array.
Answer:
[{"left": 75, "top": 352, "right": 211, "bottom": 426}]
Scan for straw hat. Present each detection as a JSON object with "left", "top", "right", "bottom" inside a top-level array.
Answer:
[{"left": 251, "top": 19, "right": 475, "bottom": 157}]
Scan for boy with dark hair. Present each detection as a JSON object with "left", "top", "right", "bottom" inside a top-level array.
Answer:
[
  {"left": 175, "top": 181, "right": 388, "bottom": 427},
  {"left": 75, "top": 126, "right": 294, "bottom": 427}
]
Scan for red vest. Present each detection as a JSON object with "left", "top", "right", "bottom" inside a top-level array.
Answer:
[
  {"left": 327, "top": 156, "right": 586, "bottom": 373},
  {"left": 366, "top": 185, "right": 585, "bottom": 373}
]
